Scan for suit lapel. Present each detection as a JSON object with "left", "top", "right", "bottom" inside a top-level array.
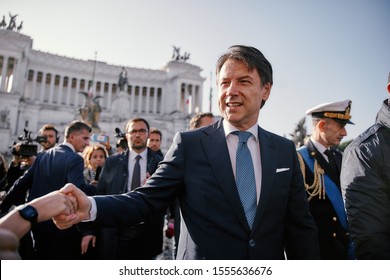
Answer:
[
  {"left": 201, "top": 120, "right": 249, "bottom": 230},
  {"left": 251, "top": 127, "right": 278, "bottom": 230},
  {"left": 307, "top": 140, "right": 340, "bottom": 185},
  {"left": 118, "top": 151, "right": 130, "bottom": 193}
]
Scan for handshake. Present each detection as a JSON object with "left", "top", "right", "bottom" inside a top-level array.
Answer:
[
  {"left": 0, "top": 183, "right": 91, "bottom": 259},
  {"left": 28, "top": 183, "right": 92, "bottom": 230}
]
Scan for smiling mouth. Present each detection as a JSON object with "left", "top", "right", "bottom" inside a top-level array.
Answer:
[{"left": 226, "top": 102, "right": 242, "bottom": 107}]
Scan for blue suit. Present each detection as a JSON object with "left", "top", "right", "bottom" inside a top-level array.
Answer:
[
  {"left": 2, "top": 144, "right": 95, "bottom": 259},
  {"left": 92, "top": 119, "right": 320, "bottom": 259}
]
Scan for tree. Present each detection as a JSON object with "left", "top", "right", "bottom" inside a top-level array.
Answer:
[{"left": 290, "top": 117, "right": 308, "bottom": 148}]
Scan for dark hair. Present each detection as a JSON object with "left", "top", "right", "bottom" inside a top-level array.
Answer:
[
  {"left": 39, "top": 124, "right": 59, "bottom": 143},
  {"left": 189, "top": 112, "right": 214, "bottom": 129},
  {"left": 64, "top": 121, "right": 92, "bottom": 139},
  {"left": 125, "top": 118, "right": 150, "bottom": 132},
  {"left": 216, "top": 45, "right": 273, "bottom": 108},
  {"left": 149, "top": 128, "right": 162, "bottom": 139}
]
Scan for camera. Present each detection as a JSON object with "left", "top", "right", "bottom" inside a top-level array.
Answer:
[
  {"left": 114, "top": 127, "right": 126, "bottom": 138},
  {"left": 11, "top": 128, "right": 48, "bottom": 157}
]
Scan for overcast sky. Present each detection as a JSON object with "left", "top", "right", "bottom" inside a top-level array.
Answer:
[{"left": 2, "top": 0, "right": 389, "bottom": 141}]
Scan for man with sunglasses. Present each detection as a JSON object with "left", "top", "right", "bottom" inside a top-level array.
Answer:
[{"left": 81, "top": 118, "right": 164, "bottom": 259}]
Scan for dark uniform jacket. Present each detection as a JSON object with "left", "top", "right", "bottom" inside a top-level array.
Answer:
[
  {"left": 341, "top": 99, "right": 390, "bottom": 259},
  {"left": 298, "top": 139, "right": 350, "bottom": 259}
]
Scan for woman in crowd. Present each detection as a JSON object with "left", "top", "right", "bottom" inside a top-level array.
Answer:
[{"left": 82, "top": 145, "right": 108, "bottom": 186}]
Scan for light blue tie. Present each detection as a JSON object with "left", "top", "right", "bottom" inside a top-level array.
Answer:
[{"left": 234, "top": 131, "right": 257, "bottom": 229}]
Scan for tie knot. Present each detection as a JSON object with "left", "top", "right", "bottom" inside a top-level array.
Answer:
[
  {"left": 324, "top": 149, "right": 333, "bottom": 157},
  {"left": 233, "top": 131, "right": 252, "bottom": 143},
  {"left": 135, "top": 155, "right": 141, "bottom": 161}
]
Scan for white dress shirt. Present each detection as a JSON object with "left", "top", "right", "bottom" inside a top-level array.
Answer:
[{"left": 223, "top": 119, "right": 262, "bottom": 204}]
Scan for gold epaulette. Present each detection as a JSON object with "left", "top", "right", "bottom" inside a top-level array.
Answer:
[{"left": 297, "top": 152, "right": 325, "bottom": 200}]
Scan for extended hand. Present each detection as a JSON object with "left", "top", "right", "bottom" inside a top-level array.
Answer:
[
  {"left": 53, "top": 183, "right": 92, "bottom": 229},
  {"left": 29, "top": 190, "right": 78, "bottom": 222}
]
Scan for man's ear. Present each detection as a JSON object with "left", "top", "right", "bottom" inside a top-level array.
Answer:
[
  {"left": 318, "top": 119, "right": 326, "bottom": 132},
  {"left": 387, "top": 83, "right": 390, "bottom": 94},
  {"left": 261, "top": 83, "right": 272, "bottom": 101}
]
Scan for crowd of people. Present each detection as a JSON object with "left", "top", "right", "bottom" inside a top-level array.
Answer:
[{"left": 0, "top": 45, "right": 389, "bottom": 260}]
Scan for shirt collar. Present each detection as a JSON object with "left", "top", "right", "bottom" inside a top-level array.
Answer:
[
  {"left": 129, "top": 148, "right": 147, "bottom": 160},
  {"left": 310, "top": 137, "right": 328, "bottom": 154},
  {"left": 63, "top": 141, "right": 76, "bottom": 153},
  {"left": 223, "top": 119, "right": 259, "bottom": 142}
]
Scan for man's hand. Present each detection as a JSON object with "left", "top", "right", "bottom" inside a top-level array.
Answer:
[
  {"left": 29, "top": 190, "right": 78, "bottom": 222},
  {"left": 53, "top": 183, "right": 92, "bottom": 229},
  {"left": 81, "top": 235, "right": 96, "bottom": 254}
]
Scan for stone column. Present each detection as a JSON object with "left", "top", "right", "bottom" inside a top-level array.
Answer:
[
  {"left": 74, "top": 78, "right": 81, "bottom": 107},
  {"left": 57, "top": 75, "right": 64, "bottom": 104},
  {"left": 152, "top": 87, "right": 157, "bottom": 114},
  {"left": 31, "top": 70, "right": 37, "bottom": 102},
  {"left": 130, "top": 85, "right": 135, "bottom": 112},
  {"left": 66, "top": 77, "right": 72, "bottom": 106},
  {"left": 145, "top": 86, "right": 151, "bottom": 113},
  {"left": 0, "top": 56, "right": 8, "bottom": 92},
  {"left": 107, "top": 83, "right": 113, "bottom": 110},
  {"left": 48, "top": 73, "right": 55, "bottom": 103},
  {"left": 39, "top": 72, "right": 46, "bottom": 102}
]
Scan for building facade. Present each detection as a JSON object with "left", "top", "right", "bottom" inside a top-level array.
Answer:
[{"left": 0, "top": 28, "right": 205, "bottom": 156}]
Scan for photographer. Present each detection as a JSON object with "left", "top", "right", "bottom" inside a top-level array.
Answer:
[
  {"left": 37, "top": 124, "right": 59, "bottom": 152},
  {"left": 2, "top": 126, "right": 49, "bottom": 194},
  {"left": 3, "top": 143, "right": 36, "bottom": 194}
]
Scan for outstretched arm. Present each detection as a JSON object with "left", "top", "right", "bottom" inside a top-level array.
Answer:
[
  {"left": 53, "top": 183, "right": 92, "bottom": 229},
  {"left": 0, "top": 189, "right": 78, "bottom": 239}
]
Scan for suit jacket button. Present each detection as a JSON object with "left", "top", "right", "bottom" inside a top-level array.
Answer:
[
  {"left": 333, "top": 233, "right": 337, "bottom": 238},
  {"left": 332, "top": 217, "right": 337, "bottom": 222},
  {"left": 249, "top": 239, "right": 256, "bottom": 247}
]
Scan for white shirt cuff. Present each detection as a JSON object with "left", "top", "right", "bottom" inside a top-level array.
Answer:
[{"left": 82, "top": 197, "right": 97, "bottom": 222}]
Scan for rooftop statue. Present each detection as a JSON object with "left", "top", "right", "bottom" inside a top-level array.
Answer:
[
  {"left": 118, "top": 67, "right": 128, "bottom": 91},
  {"left": 78, "top": 89, "right": 102, "bottom": 130},
  {"left": 6, "top": 13, "right": 17, "bottom": 30},
  {"left": 1, "top": 13, "right": 22, "bottom": 32},
  {"left": 171, "top": 45, "right": 191, "bottom": 62},
  {"left": 0, "top": 16, "right": 6, "bottom": 29}
]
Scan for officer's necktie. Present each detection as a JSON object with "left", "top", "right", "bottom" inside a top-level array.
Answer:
[
  {"left": 131, "top": 155, "right": 141, "bottom": 190},
  {"left": 233, "top": 131, "right": 257, "bottom": 229},
  {"left": 324, "top": 149, "right": 338, "bottom": 173}
]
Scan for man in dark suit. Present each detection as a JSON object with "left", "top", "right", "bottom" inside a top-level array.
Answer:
[
  {"left": 81, "top": 118, "right": 164, "bottom": 259},
  {"left": 55, "top": 45, "right": 320, "bottom": 260},
  {"left": 297, "top": 100, "right": 355, "bottom": 259},
  {"left": 0, "top": 120, "right": 95, "bottom": 259},
  {"left": 147, "top": 128, "right": 164, "bottom": 157}
]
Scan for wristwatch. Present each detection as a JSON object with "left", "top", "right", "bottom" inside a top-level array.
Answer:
[{"left": 18, "top": 205, "right": 38, "bottom": 224}]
